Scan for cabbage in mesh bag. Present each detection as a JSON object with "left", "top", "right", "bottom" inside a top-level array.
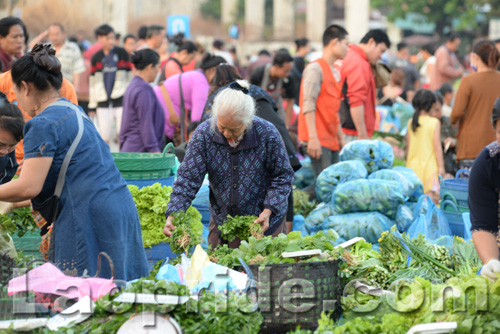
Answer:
[
  {"left": 315, "top": 160, "right": 368, "bottom": 203},
  {"left": 332, "top": 179, "right": 405, "bottom": 219},
  {"left": 322, "top": 212, "right": 395, "bottom": 244},
  {"left": 368, "top": 169, "right": 413, "bottom": 200},
  {"left": 339, "top": 139, "right": 394, "bottom": 173},
  {"left": 392, "top": 166, "right": 424, "bottom": 202},
  {"left": 304, "top": 203, "right": 335, "bottom": 234}
]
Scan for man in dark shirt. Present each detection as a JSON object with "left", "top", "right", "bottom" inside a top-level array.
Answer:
[{"left": 250, "top": 50, "right": 296, "bottom": 128}]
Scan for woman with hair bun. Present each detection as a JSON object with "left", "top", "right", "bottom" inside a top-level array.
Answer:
[
  {"left": 154, "top": 53, "right": 226, "bottom": 144},
  {"left": 120, "top": 48, "right": 164, "bottom": 152},
  {"left": 0, "top": 44, "right": 149, "bottom": 280},
  {"left": 161, "top": 40, "right": 198, "bottom": 80},
  {"left": 163, "top": 80, "right": 294, "bottom": 248},
  {"left": 450, "top": 39, "right": 500, "bottom": 169}
]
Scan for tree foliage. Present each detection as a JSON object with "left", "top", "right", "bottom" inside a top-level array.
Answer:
[{"left": 371, "top": 0, "right": 500, "bottom": 37}]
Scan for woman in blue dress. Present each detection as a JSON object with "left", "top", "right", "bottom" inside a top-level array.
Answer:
[{"left": 0, "top": 44, "right": 149, "bottom": 281}]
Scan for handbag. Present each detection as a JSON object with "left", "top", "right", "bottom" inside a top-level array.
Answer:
[{"left": 32, "top": 101, "right": 85, "bottom": 242}]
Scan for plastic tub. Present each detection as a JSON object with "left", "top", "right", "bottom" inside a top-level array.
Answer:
[{"left": 125, "top": 176, "right": 176, "bottom": 189}]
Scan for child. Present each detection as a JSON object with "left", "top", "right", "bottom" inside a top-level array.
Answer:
[{"left": 406, "top": 90, "right": 445, "bottom": 201}]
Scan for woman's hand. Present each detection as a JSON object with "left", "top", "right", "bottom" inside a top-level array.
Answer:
[
  {"left": 162, "top": 216, "right": 175, "bottom": 237},
  {"left": 254, "top": 209, "right": 272, "bottom": 233},
  {"left": 168, "top": 111, "right": 180, "bottom": 126},
  {"left": 0, "top": 201, "right": 13, "bottom": 215}
]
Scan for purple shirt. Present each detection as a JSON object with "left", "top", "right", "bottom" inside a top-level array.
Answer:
[
  {"left": 154, "top": 69, "right": 209, "bottom": 139},
  {"left": 120, "top": 76, "right": 165, "bottom": 152},
  {"left": 166, "top": 117, "right": 294, "bottom": 235}
]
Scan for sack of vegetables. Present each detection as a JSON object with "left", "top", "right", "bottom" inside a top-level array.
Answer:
[
  {"left": 304, "top": 203, "right": 336, "bottom": 234},
  {"left": 332, "top": 179, "right": 405, "bottom": 219},
  {"left": 392, "top": 166, "right": 424, "bottom": 202},
  {"left": 339, "top": 139, "right": 394, "bottom": 173},
  {"left": 322, "top": 211, "right": 394, "bottom": 244},
  {"left": 315, "top": 160, "right": 368, "bottom": 203},
  {"left": 368, "top": 169, "right": 413, "bottom": 200}
]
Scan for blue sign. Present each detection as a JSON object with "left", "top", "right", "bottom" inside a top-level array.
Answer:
[{"left": 167, "top": 15, "right": 191, "bottom": 38}]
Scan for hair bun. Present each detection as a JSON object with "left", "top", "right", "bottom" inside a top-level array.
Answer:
[
  {"left": 131, "top": 51, "right": 143, "bottom": 65},
  {"left": 30, "top": 43, "right": 61, "bottom": 75}
]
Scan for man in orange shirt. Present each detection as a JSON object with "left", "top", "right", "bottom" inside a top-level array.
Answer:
[
  {"left": 0, "top": 70, "right": 78, "bottom": 162},
  {"left": 298, "top": 24, "right": 348, "bottom": 177}
]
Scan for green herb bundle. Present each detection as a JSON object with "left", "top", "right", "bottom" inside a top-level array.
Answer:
[
  {"left": 218, "top": 215, "right": 261, "bottom": 242},
  {"left": 168, "top": 211, "right": 203, "bottom": 255}
]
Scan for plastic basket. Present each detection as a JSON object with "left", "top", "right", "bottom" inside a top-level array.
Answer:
[
  {"left": 441, "top": 200, "right": 464, "bottom": 238},
  {"left": 240, "top": 259, "right": 342, "bottom": 333},
  {"left": 125, "top": 176, "right": 176, "bottom": 189},
  {"left": 0, "top": 254, "right": 15, "bottom": 286},
  {"left": 112, "top": 143, "right": 175, "bottom": 180},
  {"left": 440, "top": 192, "right": 469, "bottom": 213},
  {"left": 440, "top": 169, "right": 469, "bottom": 192},
  {"left": 11, "top": 231, "right": 43, "bottom": 259}
]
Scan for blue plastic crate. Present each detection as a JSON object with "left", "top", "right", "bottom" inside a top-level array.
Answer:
[
  {"left": 125, "top": 176, "right": 176, "bottom": 189},
  {"left": 440, "top": 169, "right": 468, "bottom": 206},
  {"left": 144, "top": 242, "right": 177, "bottom": 269},
  {"left": 440, "top": 192, "right": 469, "bottom": 213}
]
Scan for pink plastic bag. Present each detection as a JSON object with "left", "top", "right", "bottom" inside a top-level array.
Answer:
[{"left": 8, "top": 263, "right": 117, "bottom": 301}]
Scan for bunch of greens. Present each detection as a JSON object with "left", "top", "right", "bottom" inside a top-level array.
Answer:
[
  {"left": 218, "top": 215, "right": 262, "bottom": 242},
  {"left": 209, "top": 230, "right": 341, "bottom": 268},
  {"left": 128, "top": 184, "right": 201, "bottom": 248},
  {"left": 1, "top": 206, "right": 38, "bottom": 241},
  {"left": 293, "top": 189, "right": 316, "bottom": 218},
  {"left": 168, "top": 211, "right": 203, "bottom": 255}
]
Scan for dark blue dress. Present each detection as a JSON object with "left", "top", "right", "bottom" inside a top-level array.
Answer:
[{"left": 23, "top": 98, "right": 149, "bottom": 281}]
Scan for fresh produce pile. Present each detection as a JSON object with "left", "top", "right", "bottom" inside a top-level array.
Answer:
[
  {"left": 339, "top": 139, "right": 394, "bottom": 173},
  {"left": 11, "top": 279, "right": 263, "bottom": 334},
  {"left": 333, "top": 179, "right": 405, "bottom": 218},
  {"left": 315, "top": 160, "right": 368, "bottom": 203},
  {"left": 293, "top": 189, "right": 316, "bottom": 218},
  {"left": 127, "top": 183, "right": 201, "bottom": 248},
  {"left": 167, "top": 211, "right": 203, "bottom": 255},
  {"left": 299, "top": 140, "right": 426, "bottom": 246},
  {"left": 1, "top": 207, "right": 38, "bottom": 240},
  {"left": 218, "top": 215, "right": 262, "bottom": 242},
  {"left": 208, "top": 229, "right": 342, "bottom": 267},
  {"left": 288, "top": 227, "right": 493, "bottom": 334}
]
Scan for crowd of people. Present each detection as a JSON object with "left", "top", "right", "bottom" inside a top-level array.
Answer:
[{"left": 0, "top": 14, "right": 500, "bottom": 281}]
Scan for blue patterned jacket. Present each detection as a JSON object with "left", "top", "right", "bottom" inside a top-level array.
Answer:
[{"left": 166, "top": 117, "right": 294, "bottom": 235}]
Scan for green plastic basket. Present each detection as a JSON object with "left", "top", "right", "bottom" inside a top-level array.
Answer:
[
  {"left": 112, "top": 143, "right": 175, "bottom": 180},
  {"left": 11, "top": 231, "right": 43, "bottom": 259}
]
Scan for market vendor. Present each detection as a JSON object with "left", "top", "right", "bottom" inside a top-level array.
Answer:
[
  {"left": 0, "top": 44, "right": 149, "bottom": 281},
  {"left": 469, "top": 96, "right": 500, "bottom": 282},
  {"left": 163, "top": 80, "right": 294, "bottom": 248},
  {"left": 0, "top": 97, "right": 24, "bottom": 186}
]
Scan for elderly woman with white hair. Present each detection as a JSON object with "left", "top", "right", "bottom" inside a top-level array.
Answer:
[{"left": 163, "top": 80, "right": 294, "bottom": 248}]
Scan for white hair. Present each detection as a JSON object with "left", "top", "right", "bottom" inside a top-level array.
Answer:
[{"left": 210, "top": 80, "right": 256, "bottom": 132}]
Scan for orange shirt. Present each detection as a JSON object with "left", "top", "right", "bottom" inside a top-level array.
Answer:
[
  {"left": 298, "top": 58, "right": 342, "bottom": 152},
  {"left": 0, "top": 71, "right": 78, "bottom": 162}
]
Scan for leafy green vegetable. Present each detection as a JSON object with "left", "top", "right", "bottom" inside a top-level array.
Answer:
[
  {"left": 17, "top": 279, "right": 263, "bottom": 334},
  {"left": 168, "top": 211, "right": 203, "bottom": 255},
  {"left": 209, "top": 229, "right": 341, "bottom": 268},
  {"left": 293, "top": 189, "right": 316, "bottom": 218},
  {"left": 218, "top": 215, "right": 261, "bottom": 242},
  {"left": 1, "top": 206, "right": 38, "bottom": 241},
  {"left": 128, "top": 184, "right": 201, "bottom": 248}
]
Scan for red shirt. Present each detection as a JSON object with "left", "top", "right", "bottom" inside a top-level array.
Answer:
[{"left": 340, "top": 44, "right": 376, "bottom": 137}]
